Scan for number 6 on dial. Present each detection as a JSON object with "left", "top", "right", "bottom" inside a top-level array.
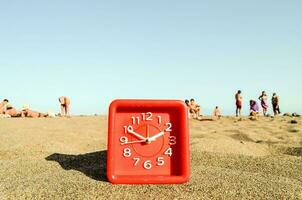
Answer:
[{"left": 144, "top": 160, "right": 152, "bottom": 170}]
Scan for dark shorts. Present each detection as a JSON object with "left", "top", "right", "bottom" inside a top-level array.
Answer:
[{"left": 236, "top": 101, "right": 242, "bottom": 109}]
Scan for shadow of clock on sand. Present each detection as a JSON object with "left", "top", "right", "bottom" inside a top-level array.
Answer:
[{"left": 45, "top": 150, "right": 107, "bottom": 182}]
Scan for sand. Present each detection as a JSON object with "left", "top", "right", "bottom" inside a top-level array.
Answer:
[{"left": 0, "top": 116, "right": 301, "bottom": 199}]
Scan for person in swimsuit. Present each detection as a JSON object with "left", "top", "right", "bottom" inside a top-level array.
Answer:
[
  {"left": 235, "top": 90, "right": 243, "bottom": 117},
  {"left": 272, "top": 93, "right": 280, "bottom": 116},
  {"left": 258, "top": 91, "right": 269, "bottom": 116},
  {"left": 185, "top": 99, "right": 191, "bottom": 118},
  {"left": 189, "top": 98, "right": 202, "bottom": 119},
  {"left": 21, "top": 104, "right": 48, "bottom": 118},
  {"left": 59, "top": 96, "right": 71, "bottom": 117},
  {"left": 213, "top": 106, "right": 222, "bottom": 118},
  {"left": 250, "top": 100, "right": 259, "bottom": 116},
  {"left": 1, "top": 99, "right": 21, "bottom": 117},
  {"left": 0, "top": 101, "right": 4, "bottom": 113}
]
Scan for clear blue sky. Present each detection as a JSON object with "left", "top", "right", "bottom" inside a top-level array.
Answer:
[{"left": 0, "top": 0, "right": 301, "bottom": 115}]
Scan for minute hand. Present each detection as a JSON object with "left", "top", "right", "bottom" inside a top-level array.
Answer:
[
  {"left": 148, "top": 131, "right": 165, "bottom": 142},
  {"left": 127, "top": 129, "right": 147, "bottom": 140}
]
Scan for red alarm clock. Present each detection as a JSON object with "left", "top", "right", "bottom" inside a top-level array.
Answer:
[{"left": 107, "top": 99, "right": 190, "bottom": 184}]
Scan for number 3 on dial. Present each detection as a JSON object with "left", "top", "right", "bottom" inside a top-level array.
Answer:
[{"left": 169, "top": 136, "right": 177, "bottom": 145}]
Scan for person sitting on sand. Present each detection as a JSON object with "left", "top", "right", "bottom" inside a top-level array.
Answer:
[
  {"left": 250, "top": 100, "right": 259, "bottom": 116},
  {"left": 21, "top": 104, "right": 48, "bottom": 118},
  {"left": 272, "top": 93, "right": 281, "bottom": 116},
  {"left": 258, "top": 91, "right": 269, "bottom": 116},
  {"left": 59, "top": 96, "right": 71, "bottom": 117},
  {"left": 189, "top": 98, "right": 202, "bottom": 119},
  {"left": 1, "top": 99, "right": 21, "bottom": 117},
  {"left": 213, "top": 106, "right": 222, "bottom": 118},
  {"left": 235, "top": 90, "right": 242, "bottom": 117}
]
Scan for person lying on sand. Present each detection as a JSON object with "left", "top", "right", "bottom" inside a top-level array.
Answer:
[
  {"left": 189, "top": 98, "right": 202, "bottom": 119},
  {"left": 59, "top": 96, "right": 70, "bottom": 117},
  {"left": 21, "top": 104, "right": 48, "bottom": 118},
  {"left": 250, "top": 100, "right": 259, "bottom": 117},
  {"left": 213, "top": 106, "right": 222, "bottom": 118},
  {"left": 1, "top": 99, "right": 21, "bottom": 117},
  {"left": 235, "top": 90, "right": 242, "bottom": 117},
  {"left": 272, "top": 93, "right": 281, "bottom": 116},
  {"left": 0, "top": 101, "right": 4, "bottom": 112},
  {"left": 259, "top": 91, "right": 269, "bottom": 116}
]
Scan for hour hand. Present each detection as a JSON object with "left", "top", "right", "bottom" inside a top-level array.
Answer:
[
  {"left": 148, "top": 131, "right": 165, "bottom": 142},
  {"left": 127, "top": 126, "right": 147, "bottom": 140}
]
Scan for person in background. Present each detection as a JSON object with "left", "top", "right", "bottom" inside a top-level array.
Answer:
[
  {"left": 0, "top": 101, "right": 4, "bottom": 113},
  {"left": 1, "top": 99, "right": 21, "bottom": 117},
  {"left": 21, "top": 104, "right": 48, "bottom": 118},
  {"left": 272, "top": 93, "right": 281, "bottom": 116},
  {"left": 185, "top": 99, "right": 191, "bottom": 118},
  {"left": 235, "top": 90, "right": 243, "bottom": 117},
  {"left": 213, "top": 106, "right": 222, "bottom": 119},
  {"left": 189, "top": 98, "right": 201, "bottom": 119},
  {"left": 259, "top": 91, "right": 269, "bottom": 116},
  {"left": 59, "top": 96, "right": 71, "bottom": 117},
  {"left": 250, "top": 100, "right": 259, "bottom": 116}
]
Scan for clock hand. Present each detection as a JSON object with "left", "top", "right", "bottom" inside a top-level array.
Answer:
[
  {"left": 127, "top": 127, "right": 147, "bottom": 140},
  {"left": 148, "top": 131, "right": 165, "bottom": 142},
  {"left": 121, "top": 139, "right": 147, "bottom": 145}
]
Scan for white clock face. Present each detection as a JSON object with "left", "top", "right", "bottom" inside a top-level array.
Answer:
[{"left": 117, "top": 112, "right": 177, "bottom": 172}]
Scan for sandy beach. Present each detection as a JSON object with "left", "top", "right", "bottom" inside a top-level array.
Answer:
[{"left": 0, "top": 116, "right": 301, "bottom": 199}]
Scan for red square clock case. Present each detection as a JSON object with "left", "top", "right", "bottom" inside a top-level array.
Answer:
[{"left": 107, "top": 99, "right": 190, "bottom": 184}]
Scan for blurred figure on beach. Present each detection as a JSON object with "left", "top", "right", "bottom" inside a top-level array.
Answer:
[
  {"left": 21, "top": 104, "right": 48, "bottom": 118},
  {"left": 0, "top": 101, "right": 4, "bottom": 113},
  {"left": 59, "top": 96, "right": 71, "bottom": 117},
  {"left": 189, "top": 98, "right": 201, "bottom": 119},
  {"left": 185, "top": 99, "right": 191, "bottom": 118},
  {"left": 250, "top": 100, "right": 259, "bottom": 116},
  {"left": 235, "top": 90, "right": 242, "bottom": 117},
  {"left": 0, "top": 99, "right": 21, "bottom": 117},
  {"left": 258, "top": 91, "right": 269, "bottom": 116},
  {"left": 185, "top": 99, "right": 201, "bottom": 119},
  {"left": 272, "top": 93, "right": 281, "bottom": 116},
  {"left": 213, "top": 106, "right": 222, "bottom": 119}
]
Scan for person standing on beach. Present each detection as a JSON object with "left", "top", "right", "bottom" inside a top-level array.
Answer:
[
  {"left": 59, "top": 96, "right": 71, "bottom": 117},
  {"left": 258, "top": 91, "right": 269, "bottom": 116},
  {"left": 272, "top": 93, "right": 280, "bottom": 116},
  {"left": 235, "top": 90, "right": 242, "bottom": 117}
]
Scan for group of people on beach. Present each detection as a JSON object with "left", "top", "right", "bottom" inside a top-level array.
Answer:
[
  {"left": 185, "top": 98, "right": 221, "bottom": 120},
  {"left": 235, "top": 90, "right": 281, "bottom": 117},
  {"left": 1, "top": 92, "right": 282, "bottom": 119},
  {"left": 185, "top": 90, "right": 281, "bottom": 120},
  {"left": 185, "top": 99, "right": 202, "bottom": 119},
  {"left": 0, "top": 96, "right": 71, "bottom": 118}
]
